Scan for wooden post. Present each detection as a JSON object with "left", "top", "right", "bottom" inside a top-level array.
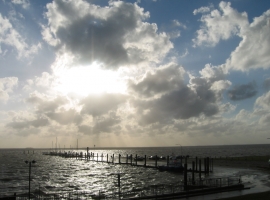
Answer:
[
  {"left": 192, "top": 161, "right": 195, "bottom": 184},
  {"left": 195, "top": 157, "right": 198, "bottom": 171},
  {"left": 112, "top": 154, "right": 114, "bottom": 164},
  {"left": 131, "top": 155, "right": 133, "bottom": 165},
  {"left": 211, "top": 158, "right": 214, "bottom": 172},
  {"left": 144, "top": 155, "right": 147, "bottom": 167},
  {"left": 135, "top": 154, "right": 137, "bottom": 166},
  {"left": 167, "top": 156, "right": 169, "bottom": 166},
  {"left": 204, "top": 158, "right": 207, "bottom": 175},
  {"left": 206, "top": 157, "right": 210, "bottom": 174},
  {"left": 184, "top": 163, "right": 187, "bottom": 191},
  {"left": 87, "top": 147, "right": 89, "bottom": 160},
  {"left": 119, "top": 154, "right": 121, "bottom": 164},
  {"left": 199, "top": 159, "right": 201, "bottom": 180}
]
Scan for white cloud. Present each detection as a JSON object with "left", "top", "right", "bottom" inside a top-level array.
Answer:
[
  {"left": 179, "top": 48, "right": 189, "bottom": 58},
  {"left": 0, "top": 14, "right": 40, "bottom": 58},
  {"left": 226, "top": 9, "right": 270, "bottom": 71},
  {"left": 194, "top": 2, "right": 270, "bottom": 72},
  {"left": 255, "top": 91, "right": 270, "bottom": 110},
  {"left": 11, "top": 0, "right": 30, "bottom": 9},
  {"left": 171, "top": 19, "right": 186, "bottom": 29},
  {"left": 0, "top": 77, "right": 18, "bottom": 103},
  {"left": 193, "top": 6, "right": 211, "bottom": 15},
  {"left": 193, "top": 1, "right": 248, "bottom": 47}
]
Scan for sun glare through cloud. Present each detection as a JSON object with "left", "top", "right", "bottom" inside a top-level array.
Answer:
[
  {"left": 1, "top": 0, "right": 270, "bottom": 148},
  {"left": 53, "top": 63, "right": 127, "bottom": 96}
]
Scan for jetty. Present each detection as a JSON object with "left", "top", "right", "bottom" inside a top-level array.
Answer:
[
  {"left": 38, "top": 148, "right": 248, "bottom": 199},
  {"left": 42, "top": 149, "right": 214, "bottom": 174}
]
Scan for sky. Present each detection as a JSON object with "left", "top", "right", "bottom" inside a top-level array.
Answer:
[{"left": 1, "top": 0, "right": 270, "bottom": 148}]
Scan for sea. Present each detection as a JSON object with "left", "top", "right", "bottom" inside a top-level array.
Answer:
[{"left": 1, "top": 144, "right": 270, "bottom": 199}]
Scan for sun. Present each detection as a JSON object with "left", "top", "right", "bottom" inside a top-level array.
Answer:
[{"left": 53, "top": 63, "right": 126, "bottom": 96}]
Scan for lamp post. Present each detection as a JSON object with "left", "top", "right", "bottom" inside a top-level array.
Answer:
[{"left": 25, "top": 160, "right": 36, "bottom": 199}]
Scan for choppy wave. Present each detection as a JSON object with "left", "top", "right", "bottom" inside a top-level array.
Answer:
[{"left": 1, "top": 144, "right": 270, "bottom": 197}]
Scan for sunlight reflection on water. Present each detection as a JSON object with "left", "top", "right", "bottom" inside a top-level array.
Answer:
[{"left": 1, "top": 145, "right": 270, "bottom": 198}]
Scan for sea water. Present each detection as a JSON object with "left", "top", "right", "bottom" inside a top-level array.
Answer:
[{"left": 1, "top": 144, "right": 270, "bottom": 198}]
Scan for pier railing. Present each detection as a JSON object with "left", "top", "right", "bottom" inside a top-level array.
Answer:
[{"left": 5, "top": 176, "right": 243, "bottom": 200}]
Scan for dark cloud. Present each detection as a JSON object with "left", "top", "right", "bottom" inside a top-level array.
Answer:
[
  {"left": 228, "top": 82, "right": 257, "bottom": 101},
  {"left": 133, "top": 84, "right": 218, "bottom": 125},
  {"left": 78, "top": 113, "right": 121, "bottom": 135},
  {"left": 80, "top": 93, "right": 126, "bottom": 117},
  {"left": 78, "top": 125, "right": 92, "bottom": 135},
  {"left": 128, "top": 64, "right": 226, "bottom": 126},
  {"left": 43, "top": 0, "right": 172, "bottom": 69},
  {"left": 27, "top": 94, "right": 68, "bottom": 112},
  {"left": 128, "top": 63, "right": 185, "bottom": 97},
  {"left": 27, "top": 93, "right": 82, "bottom": 126},
  {"left": 93, "top": 115, "right": 121, "bottom": 134},
  {"left": 46, "top": 109, "right": 82, "bottom": 125},
  {"left": 6, "top": 118, "right": 49, "bottom": 129}
]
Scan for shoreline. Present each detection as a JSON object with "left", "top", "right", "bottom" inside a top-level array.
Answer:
[{"left": 212, "top": 156, "right": 270, "bottom": 200}]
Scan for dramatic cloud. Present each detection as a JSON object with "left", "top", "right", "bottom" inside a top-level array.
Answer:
[
  {"left": 128, "top": 63, "right": 185, "bottom": 98},
  {"left": 42, "top": 0, "right": 173, "bottom": 69},
  {"left": 130, "top": 64, "right": 229, "bottom": 126},
  {"left": 27, "top": 93, "right": 68, "bottom": 113},
  {"left": 2, "top": 0, "right": 270, "bottom": 147},
  {"left": 46, "top": 109, "right": 82, "bottom": 125},
  {"left": 228, "top": 82, "right": 257, "bottom": 101},
  {"left": 134, "top": 87, "right": 218, "bottom": 126},
  {"left": 80, "top": 93, "right": 127, "bottom": 117},
  {"left": 7, "top": 117, "right": 49, "bottom": 130}
]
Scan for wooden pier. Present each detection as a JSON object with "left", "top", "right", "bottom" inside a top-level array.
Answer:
[{"left": 42, "top": 148, "right": 214, "bottom": 176}]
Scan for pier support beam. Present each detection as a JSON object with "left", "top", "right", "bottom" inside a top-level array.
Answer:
[
  {"left": 184, "top": 163, "right": 187, "bottom": 191},
  {"left": 144, "top": 155, "right": 147, "bottom": 167},
  {"left": 199, "top": 159, "right": 201, "bottom": 180},
  {"left": 192, "top": 161, "right": 195, "bottom": 184}
]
